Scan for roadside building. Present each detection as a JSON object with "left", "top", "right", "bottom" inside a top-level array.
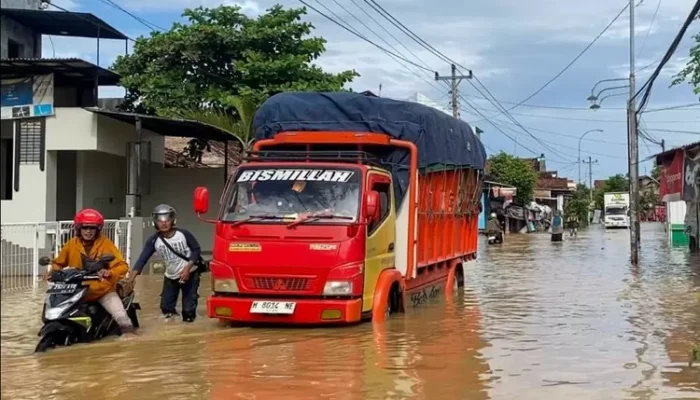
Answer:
[{"left": 654, "top": 141, "right": 700, "bottom": 250}]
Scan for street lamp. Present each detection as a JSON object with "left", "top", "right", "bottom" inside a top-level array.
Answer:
[
  {"left": 588, "top": 78, "right": 628, "bottom": 101},
  {"left": 578, "top": 129, "right": 604, "bottom": 184},
  {"left": 590, "top": 92, "right": 629, "bottom": 110},
  {"left": 587, "top": 85, "right": 630, "bottom": 102}
]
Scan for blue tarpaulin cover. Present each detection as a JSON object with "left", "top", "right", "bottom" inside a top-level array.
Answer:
[{"left": 253, "top": 91, "right": 486, "bottom": 205}]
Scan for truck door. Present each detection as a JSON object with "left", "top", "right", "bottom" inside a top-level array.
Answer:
[{"left": 363, "top": 172, "right": 396, "bottom": 313}]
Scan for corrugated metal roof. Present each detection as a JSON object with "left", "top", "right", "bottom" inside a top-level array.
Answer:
[
  {"left": 0, "top": 8, "right": 128, "bottom": 40},
  {"left": 0, "top": 58, "right": 120, "bottom": 85}
]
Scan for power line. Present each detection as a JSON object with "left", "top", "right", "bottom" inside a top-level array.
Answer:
[
  {"left": 98, "top": 0, "right": 166, "bottom": 32},
  {"left": 505, "top": 4, "right": 630, "bottom": 111},
  {"left": 636, "top": 0, "right": 700, "bottom": 114},
  {"left": 637, "top": 0, "right": 662, "bottom": 60},
  {"left": 644, "top": 128, "right": 700, "bottom": 135},
  {"left": 363, "top": 0, "right": 462, "bottom": 68},
  {"left": 298, "top": 0, "right": 435, "bottom": 73},
  {"left": 47, "top": 1, "right": 136, "bottom": 41},
  {"left": 322, "top": 0, "right": 447, "bottom": 94},
  {"left": 360, "top": 1, "right": 571, "bottom": 159},
  {"left": 643, "top": 103, "right": 700, "bottom": 113}
]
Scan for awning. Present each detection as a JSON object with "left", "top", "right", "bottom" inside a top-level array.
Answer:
[
  {"left": 0, "top": 9, "right": 128, "bottom": 40},
  {"left": 86, "top": 108, "right": 236, "bottom": 142},
  {"left": 0, "top": 58, "right": 121, "bottom": 86}
]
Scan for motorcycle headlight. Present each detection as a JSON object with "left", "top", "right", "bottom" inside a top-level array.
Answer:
[{"left": 45, "top": 291, "right": 83, "bottom": 320}]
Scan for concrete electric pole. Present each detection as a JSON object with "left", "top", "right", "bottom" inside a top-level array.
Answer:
[
  {"left": 435, "top": 64, "right": 472, "bottom": 118},
  {"left": 583, "top": 157, "right": 598, "bottom": 203},
  {"left": 627, "top": 0, "right": 640, "bottom": 264}
]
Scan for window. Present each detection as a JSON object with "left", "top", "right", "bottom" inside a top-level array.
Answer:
[
  {"left": 18, "top": 119, "right": 43, "bottom": 165},
  {"left": 8, "top": 39, "right": 24, "bottom": 59},
  {"left": 0, "top": 138, "right": 12, "bottom": 200},
  {"left": 368, "top": 181, "right": 391, "bottom": 234}
]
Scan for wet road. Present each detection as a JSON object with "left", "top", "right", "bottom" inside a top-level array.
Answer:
[{"left": 1, "top": 223, "right": 698, "bottom": 399}]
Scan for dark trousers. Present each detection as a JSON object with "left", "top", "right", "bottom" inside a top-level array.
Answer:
[{"left": 160, "top": 272, "right": 200, "bottom": 320}]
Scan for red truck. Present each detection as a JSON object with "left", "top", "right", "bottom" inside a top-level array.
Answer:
[{"left": 193, "top": 92, "right": 486, "bottom": 324}]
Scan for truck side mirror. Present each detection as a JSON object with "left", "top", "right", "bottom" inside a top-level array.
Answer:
[
  {"left": 193, "top": 186, "right": 210, "bottom": 215},
  {"left": 365, "top": 191, "right": 380, "bottom": 222}
]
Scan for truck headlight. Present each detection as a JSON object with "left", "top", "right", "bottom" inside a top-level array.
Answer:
[
  {"left": 323, "top": 281, "right": 352, "bottom": 296},
  {"left": 213, "top": 279, "right": 239, "bottom": 293}
]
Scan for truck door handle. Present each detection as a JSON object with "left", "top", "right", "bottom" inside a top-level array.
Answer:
[{"left": 388, "top": 243, "right": 394, "bottom": 252}]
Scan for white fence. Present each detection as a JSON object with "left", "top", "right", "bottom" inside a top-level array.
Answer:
[{"left": 0, "top": 220, "right": 132, "bottom": 292}]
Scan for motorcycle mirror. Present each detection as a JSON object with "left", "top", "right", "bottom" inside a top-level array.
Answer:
[
  {"left": 99, "top": 254, "right": 115, "bottom": 263},
  {"left": 38, "top": 256, "right": 52, "bottom": 266}
]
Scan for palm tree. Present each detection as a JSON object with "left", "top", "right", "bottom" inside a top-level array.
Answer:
[{"left": 176, "top": 94, "right": 261, "bottom": 153}]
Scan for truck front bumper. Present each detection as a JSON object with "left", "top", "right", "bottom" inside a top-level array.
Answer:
[{"left": 207, "top": 295, "right": 363, "bottom": 325}]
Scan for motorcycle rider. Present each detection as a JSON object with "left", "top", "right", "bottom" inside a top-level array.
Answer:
[
  {"left": 486, "top": 213, "right": 503, "bottom": 242},
  {"left": 50, "top": 208, "right": 135, "bottom": 334},
  {"left": 129, "top": 204, "right": 202, "bottom": 322}
]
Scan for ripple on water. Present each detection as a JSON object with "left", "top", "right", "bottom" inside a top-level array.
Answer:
[{"left": 1, "top": 224, "right": 698, "bottom": 399}]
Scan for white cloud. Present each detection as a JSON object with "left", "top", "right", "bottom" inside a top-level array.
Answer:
[
  {"left": 35, "top": 0, "right": 699, "bottom": 178},
  {"left": 120, "top": 0, "right": 260, "bottom": 14}
]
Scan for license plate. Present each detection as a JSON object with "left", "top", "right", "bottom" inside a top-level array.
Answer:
[
  {"left": 488, "top": 236, "right": 496, "bottom": 240},
  {"left": 47, "top": 283, "right": 78, "bottom": 294},
  {"left": 249, "top": 301, "right": 296, "bottom": 315}
]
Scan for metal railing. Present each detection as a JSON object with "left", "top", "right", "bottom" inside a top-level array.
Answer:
[{"left": 0, "top": 220, "right": 132, "bottom": 292}]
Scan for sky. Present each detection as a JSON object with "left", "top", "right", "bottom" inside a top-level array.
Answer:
[{"left": 45, "top": 0, "right": 700, "bottom": 181}]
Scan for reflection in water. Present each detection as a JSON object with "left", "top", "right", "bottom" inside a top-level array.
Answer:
[{"left": 1, "top": 224, "right": 698, "bottom": 399}]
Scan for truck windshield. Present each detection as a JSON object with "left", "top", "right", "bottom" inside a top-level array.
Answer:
[
  {"left": 222, "top": 167, "right": 361, "bottom": 223},
  {"left": 606, "top": 207, "right": 628, "bottom": 216}
]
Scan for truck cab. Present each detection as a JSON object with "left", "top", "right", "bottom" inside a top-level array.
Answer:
[
  {"left": 604, "top": 192, "right": 630, "bottom": 229},
  {"left": 194, "top": 151, "right": 402, "bottom": 324}
]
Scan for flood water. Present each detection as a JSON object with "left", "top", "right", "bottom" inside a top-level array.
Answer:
[{"left": 1, "top": 223, "right": 698, "bottom": 400}]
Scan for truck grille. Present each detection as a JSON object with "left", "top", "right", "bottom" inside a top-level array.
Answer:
[{"left": 246, "top": 277, "right": 311, "bottom": 291}]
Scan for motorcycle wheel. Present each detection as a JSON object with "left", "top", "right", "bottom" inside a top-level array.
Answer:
[
  {"left": 35, "top": 334, "right": 58, "bottom": 353},
  {"left": 127, "top": 306, "right": 140, "bottom": 329}
]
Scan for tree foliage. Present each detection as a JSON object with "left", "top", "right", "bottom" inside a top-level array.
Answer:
[
  {"left": 564, "top": 184, "right": 591, "bottom": 226},
  {"left": 651, "top": 164, "right": 661, "bottom": 181},
  {"left": 593, "top": 174, "right": 630, "bottom": 210},
  {"left": 112, "top": 5, "right": 358, "bottom": 115},
  {"left": 488, "top": 152, "right": 538, "bottom": 204},
  {"left": 640, "top": 190, "right": 659, "bottom": 212},
  {"left": 176, "top": 94, "right": 259, "bottom": 151},
  {"left": 672, "top": 13, "right": 700, "bottom": 99}
]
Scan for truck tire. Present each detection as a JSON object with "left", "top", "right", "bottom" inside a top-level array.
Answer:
[{"left": 372, "top": 269, "right": 403, "bottom": 322}]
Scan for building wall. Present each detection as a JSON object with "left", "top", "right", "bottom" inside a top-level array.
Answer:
[
  {"left": 76, "top": 151, "right": 127, "bottom": 219},
  {"left": 142, "top": 166, "right": 227, "bottom": 253},
  {"left": 1, "top": 109, "right": 165, "bottom": 225},
  {"left": 0, "top": 0, "right": 41, "bottom": 59}
]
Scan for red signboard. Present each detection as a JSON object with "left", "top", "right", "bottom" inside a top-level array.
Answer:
[{"left": 659, "top": 150, "right": 684, "bottom": 201}]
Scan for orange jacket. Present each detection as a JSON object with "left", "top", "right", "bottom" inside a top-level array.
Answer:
[{"left": 51, "top": 235, "right": 129, "bottom": 302}]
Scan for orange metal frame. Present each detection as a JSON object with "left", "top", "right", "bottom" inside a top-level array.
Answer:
[{"left": 416, "top": 169, "right": 480, "bottom": 271}]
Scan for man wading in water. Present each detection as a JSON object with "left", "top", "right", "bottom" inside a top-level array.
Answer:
[{"left": 129, "top": 204, "right": 203, "bottom": 322}]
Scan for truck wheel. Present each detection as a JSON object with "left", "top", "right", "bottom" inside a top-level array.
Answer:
[{"left": 386, "top": 282, "right": 402, "bottom": 317}]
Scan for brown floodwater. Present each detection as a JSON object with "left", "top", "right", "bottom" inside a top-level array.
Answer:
[{"left": 1, "top": 223, "right": 698, "bottom": 400}]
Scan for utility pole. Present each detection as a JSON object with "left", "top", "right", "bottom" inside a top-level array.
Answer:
[
  {"left": 435, "top": 63, "right": 472, "bottom": 118},
  {"left": 627, "top": 0, "right": 640, "bottom": 265},
  {"left": 583, "top": 157, "right": 598, "bottom": 203}
]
